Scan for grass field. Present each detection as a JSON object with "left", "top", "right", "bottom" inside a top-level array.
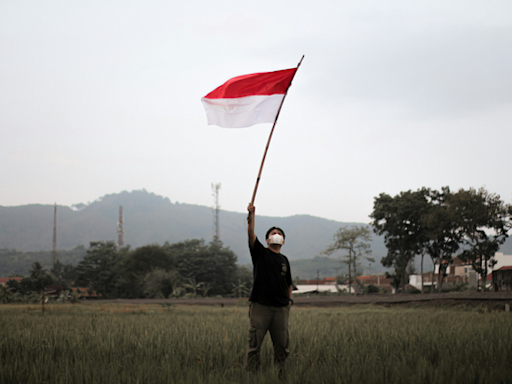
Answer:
[{"left": 1, "top": 303, "right": 511, "bottom": 384}]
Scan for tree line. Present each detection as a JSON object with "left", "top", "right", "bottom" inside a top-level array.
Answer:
[
  {"left": 370, "top": 186, "right": 512, "bottom": 292},
  {"left": 321, "top": 187, "right": 511, "bottom": 294},
  {"left": 0, "top": 246, "right": 87, "bottom": 277},
  {"left": 1, "top": 239, "right": 252, "bottom": 303}
]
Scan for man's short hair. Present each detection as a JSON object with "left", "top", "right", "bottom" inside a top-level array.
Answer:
[{"left": 266, "top": 227, "right": 286, "bottom": 240}]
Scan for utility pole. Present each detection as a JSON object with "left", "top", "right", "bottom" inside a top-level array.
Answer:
[
  {"left": 52, "top": 203, "right": 57, "bottom": 271},
  {"left": 211, "top": 183, "right": 221, "bottom": 243},
  {"left": 316, "top": 269, "right": 319, "bottom": 294},
  {"left": 117, "top": 206, "right": 124, "bottom": 247}
]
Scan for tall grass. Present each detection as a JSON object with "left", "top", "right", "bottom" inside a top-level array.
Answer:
[{"left": 1, "top": 304, "right": 511, "bottom": 384}]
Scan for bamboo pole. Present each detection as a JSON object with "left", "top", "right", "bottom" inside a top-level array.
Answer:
[{"left": 249, "top": 55, "right": 304, "bottom": 206}]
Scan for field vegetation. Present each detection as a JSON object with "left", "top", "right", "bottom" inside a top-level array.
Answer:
[{"left": 1, "top": 303, "right": 511, "bottom": 384}]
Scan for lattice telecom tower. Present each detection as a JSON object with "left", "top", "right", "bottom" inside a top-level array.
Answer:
[
  {"left": 211, "top": 183, "right": 221, "bottom": 242},
  {"left": 52, "top": 203, "right": 57, "bottom": 270},
  {"left": 117, "top": 206, "right": 124, "bottom": 247}
]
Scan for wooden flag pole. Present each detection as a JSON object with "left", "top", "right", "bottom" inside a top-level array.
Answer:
[{"left": 250, "top": 55, "right": 304, "bottom": 206}]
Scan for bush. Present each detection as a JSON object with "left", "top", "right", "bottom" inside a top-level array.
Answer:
[
  {"left": 364, "top": 284, "right": 380, "bottom": 294},
  {"left": 441, "top": 282, "right": 469, "bottom": 293}
]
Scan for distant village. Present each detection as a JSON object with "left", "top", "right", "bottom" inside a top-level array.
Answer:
[{"left": 295, "top": 252, "right": 512, "bottom": 295}]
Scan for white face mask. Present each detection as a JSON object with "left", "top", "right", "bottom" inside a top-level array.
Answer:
[{"left": 268, "top": 233, "right": 284, "bottom": 245}]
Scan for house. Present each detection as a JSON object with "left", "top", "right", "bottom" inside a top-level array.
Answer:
[
  {"left": 410, "top": 253, "right": 512, "bottom": 290},
  {"left": 489, "top": 253, "right": 512, "bottom": 271},
  {"left": 474, "top": 253, "right": 512, "bottom": 289},
  {"left": 410, "top": 257, "right": 473, "bottom": 291},
  {"left": 410, "top": 257, "right": 476, "bottom": 291},
  {"left": 44, "top": 284, "right": 66, "bottom": 298},
  {"left": 433, "top": 257, "right": 469, "bottom": 276},
  {"left": 470, "top": 253, "right": 512, "bottom": 283},
  {"left": 353, "top": 275, "right": 393, "bottom": 293},
  {"left": 492, "top": 267, "right": 512, "bottom": 291},
  {"left": 294, "top": 277, "right": 340, "bottom": 294},
  {"left": 293, "top": 275, "right": 393, "bottom": 295},
  {"left": 410, "top": 272, "right": 474, "bottom": 291},
  {"left": 0, "top": 277, "right": 22, "bottom": 285},
  {"left": 71, "top": 287, "right": 101, "bottom": 299}
]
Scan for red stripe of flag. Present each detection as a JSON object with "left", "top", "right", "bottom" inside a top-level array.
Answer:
[{"left": 204, "top": 68, "right": 297, "bottom": 99}]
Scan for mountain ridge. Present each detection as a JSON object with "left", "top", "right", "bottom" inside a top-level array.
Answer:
[
  {"left": 0, "top": 190, "right": 387, "bottom": 266},
  {"left": 3, "top": 190, "right": 509, "bottom": 269}
]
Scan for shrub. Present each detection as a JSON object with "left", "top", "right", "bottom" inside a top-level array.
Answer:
[{"left": 364, "top": 284, "right": 380, "bottom": 294}]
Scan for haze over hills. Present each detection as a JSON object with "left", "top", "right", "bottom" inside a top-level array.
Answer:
[
  {"left": 0, "top": 190, "right": 388, "bottom": 268},
  {"left": 2, "top": 190, "right": 510, "bottom": 277}
]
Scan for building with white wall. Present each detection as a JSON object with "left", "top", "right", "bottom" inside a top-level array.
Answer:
[{"left": 410, "top": 252, "right": 512, "bottom": 290}]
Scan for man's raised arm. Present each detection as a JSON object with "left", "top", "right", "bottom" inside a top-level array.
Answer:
[{"left": 247, "top": 203, "right": 256, "bottom": 248}]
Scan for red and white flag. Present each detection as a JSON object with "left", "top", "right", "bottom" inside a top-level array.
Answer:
[{"left": 201, "top": 68, "right": 297, "bottom": 128}]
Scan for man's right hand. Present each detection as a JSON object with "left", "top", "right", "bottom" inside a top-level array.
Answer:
[{"left": 247, "top": 203, "right": 256, "bottom": 247}]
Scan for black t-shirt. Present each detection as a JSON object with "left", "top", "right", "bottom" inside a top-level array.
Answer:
[{"left": 248, "top": 237, "right": 292, "bottom": 307}]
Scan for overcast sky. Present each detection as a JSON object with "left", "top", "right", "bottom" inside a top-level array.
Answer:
[{"left": 1, "top": 0, "right": 511, "bottom": 223}]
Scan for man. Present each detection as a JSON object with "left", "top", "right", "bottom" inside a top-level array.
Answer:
[{"left": 245, "top": 202, "right": 293, "bottom": 371}]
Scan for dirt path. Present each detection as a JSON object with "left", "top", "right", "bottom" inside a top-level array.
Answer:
[{"left": 84, "top": 291, "right": 512, "bottom": 310}]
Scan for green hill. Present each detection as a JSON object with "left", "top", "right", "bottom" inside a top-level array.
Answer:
[
  {"left": 8, "top": 189, "right": 512, "bottom": 278},
  {"left": 0, "top": 190, "right": 389, "bottom": 275}
]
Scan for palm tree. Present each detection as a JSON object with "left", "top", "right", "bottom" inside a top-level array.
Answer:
[
  {"left": 0, "top": 285, "right": 14, "bottom": 304},
  {"left": 198, "top": 282, "right": 213, "bottom": 297},
  {"left": 29, "top": 262, "right": 46, "bottom": 279},
  {"left": 182, "top": 277, "right": 204, "bottom": 299},
  {"left": 57, "top": 290, "right": 70, "bottom": 303},
  {"left": 231, "top": 279, "right": 249, "bottom": 298},
  {"left": 169, "top": 286, "right": 185, "bottom": 298}
]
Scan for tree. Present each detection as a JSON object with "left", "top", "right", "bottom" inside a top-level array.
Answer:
[
  {"left": 231, "top": 279, "right": 250, "bottom": 298},
  {"left": 182, "top": 277, "right": 203, "bottom": 299},
  {"left": 322, "top": 226, "right": 374, "bottom": 295},
  {"left": 74, "top": 242, "right": 127, "bottom": 298},
  {"left": 121, "top": 244, "right": 175, "bottom": 298},
  {"left": 29, "top": 262, "right": 46, "bottom": 280},
  {"left": 421, "top": 187, "right": 461, "bottom": 292},
  {"left": 237, "top": 265, "right": 253, "bottom": 294},
  {"left": 167, "top": 239, "right": 238, "bottom": 296},
  {"left": 370, "top": 190, "right": 429, "bottom": 293},
  {"left": 450, "top": 188, "right": 512, "bottom": 291},
  {"left": 0, "top": 285, "right": 14, "bottom": 304},
  {"left": 124, "top": 244, "right": 175, "bottom": 274},
  {"left": 169, "top": 286, "right": 185, "bottom": 298},
  {"left": 14, "top": 262, "right": 56, "bottom": 294},
  {"left": 140, "top": 268, "right": 179, "bottom": 298},
  {"left": 206, "top": 242, "right": 238, "bottom": 294},
  {"left": 50, "top": 260, "right": 76, "bottom": 289},
  {"left": 199, "top": 282, "right": 213, "bottom": 297}
]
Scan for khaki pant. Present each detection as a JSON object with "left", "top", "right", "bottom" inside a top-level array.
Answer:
[{"left": 245, "top": 302, "right": 290, "bottom": 370}]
